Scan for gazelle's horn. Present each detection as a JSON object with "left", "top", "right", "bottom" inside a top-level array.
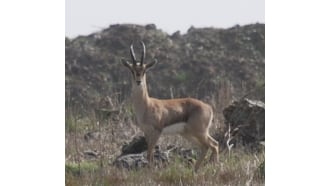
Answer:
[
  {"left": 140, "top": 41, "right": 145, "bottom": 66},
  {"left": 130, "top": 43, "right": 137, "bottom": 65}
]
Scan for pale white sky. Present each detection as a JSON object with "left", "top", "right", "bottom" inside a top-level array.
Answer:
[{"left": 65, "top": 0, "right": 264, "bottom": 38}]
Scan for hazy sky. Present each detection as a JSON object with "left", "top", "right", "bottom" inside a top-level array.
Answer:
[{"left": 66, "top": 0, "right": 264, "bottom": 38}]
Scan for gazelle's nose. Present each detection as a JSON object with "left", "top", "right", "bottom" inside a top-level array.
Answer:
[{"left": 136, "top": 81, "right": 141, "bottom": 85}]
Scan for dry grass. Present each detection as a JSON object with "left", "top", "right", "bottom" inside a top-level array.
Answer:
[
  {"left": 65, "top": 82, "right": 264, "bottom": 186},
  {"left": 65, "top": 113, "right": 264, "bottom": 185},
  {"left": 65, "top": 149, "right": 264, "bottom": 186}
]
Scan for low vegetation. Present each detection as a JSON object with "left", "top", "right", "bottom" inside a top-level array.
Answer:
[
  {"left": 65, "top": 87, "right": 264, "bottom": 185},
  {"left": 66, "top": 149, "right": 264, "bottom": 186}
]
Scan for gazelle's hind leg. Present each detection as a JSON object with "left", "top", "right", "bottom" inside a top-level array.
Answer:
[
  {"left": 204, "top": 108, "right": 219, "bottom": 163},
  {"left": 194, "top": 145, "right": 209, "bottom": 172},
  {"left": 193, "top": 133, "right": 219, "bottom": 171},
  {"left": 187, "top": 106, "right": 218, "bottom": 171},
  {"left": 207, "top": 134, "right": 219, "bottom": 162}
]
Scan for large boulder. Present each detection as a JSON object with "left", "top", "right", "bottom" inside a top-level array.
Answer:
[{"left": 223, "top": 98, "right": 265, "bottom": 149}]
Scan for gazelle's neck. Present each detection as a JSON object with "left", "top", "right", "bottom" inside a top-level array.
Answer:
[{"left": 131, "top": 75, "right": 149, "bottom": 111}]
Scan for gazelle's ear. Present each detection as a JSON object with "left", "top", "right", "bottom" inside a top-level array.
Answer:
[
  {"left": 146, "top": 59, "right": 158, "bottom": 70},
  {"left": 121, "top": 59, "right": 132, "bottom": 69}
]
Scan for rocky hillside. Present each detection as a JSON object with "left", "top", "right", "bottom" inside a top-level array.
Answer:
[{"left": 65, "top": 23, "right": 264, "bottom": 111}]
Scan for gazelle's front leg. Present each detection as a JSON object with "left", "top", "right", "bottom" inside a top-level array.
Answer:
[{"left": 145, "top": 130, "right": 161, "bottom": 163}]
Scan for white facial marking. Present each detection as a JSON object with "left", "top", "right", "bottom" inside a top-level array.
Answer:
[{"left": 162, "top": 122, "right": 186, "bottom": 135}]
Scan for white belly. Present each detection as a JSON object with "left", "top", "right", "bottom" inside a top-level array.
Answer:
[{"left": 162, "top": 122, "right": 187, "bottom": 135}]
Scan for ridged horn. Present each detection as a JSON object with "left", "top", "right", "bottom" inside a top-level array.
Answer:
[
  {"left": 130, "top": 44, "right": 137, "bottom": 65},
  {"left": 140, "top": 41, "right": 145, "bottom": 66}
]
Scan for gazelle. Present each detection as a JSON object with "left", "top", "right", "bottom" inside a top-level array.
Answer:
[{"left": 121, "top": 41, "right": 219, "bottom": 171}]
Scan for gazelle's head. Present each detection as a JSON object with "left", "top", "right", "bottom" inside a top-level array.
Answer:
[{"left": 122, "top": 41, "right": 157, "bottom": 86}]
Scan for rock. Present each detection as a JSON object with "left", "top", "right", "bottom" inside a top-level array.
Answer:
[
  {"left": 170, "top": 31, "right": 181, "bottom": 39},
  {"left": 113, "top": 153, "right": 148, "bottom": 169},
  {"left": 145, "top": 24, "right": 156, "bottom": 30},
  {"left": 83, "top": 150, "right": 99, "bottom": 159},
  {"left": 121, "top": 136, "right": 148, "bottom": 155},
  {"left": 113, "top": 136, "right": 197, "bottom": 169},
  {"left": 113, "top": 149, "right": 172, "bottom": 169},
  {"left": 84, "top": 131, "right": 101, "bottom": 142},
  {"left": 223, "top": 98, "right": 265, "bottom": 149}
]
